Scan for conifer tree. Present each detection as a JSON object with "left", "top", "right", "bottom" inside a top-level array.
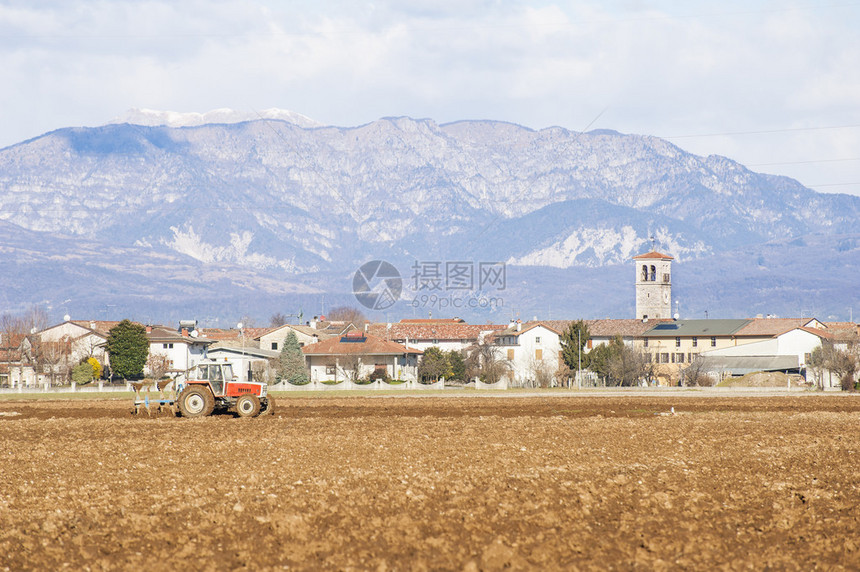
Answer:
[
  {"left": 277, "top": 330, "right": 309, "bottom": 384},
  {"left": 105, "top": 319, "right": 149, "bottom": 381}
]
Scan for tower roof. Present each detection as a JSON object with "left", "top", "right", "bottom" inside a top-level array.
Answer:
[{"left": 633, "top": 251, "right": 674, "bottom": 260}]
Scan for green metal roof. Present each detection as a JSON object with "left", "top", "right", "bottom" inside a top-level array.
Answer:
[{"left": 642, "top": 319, "right": 751, "bottom": 337}]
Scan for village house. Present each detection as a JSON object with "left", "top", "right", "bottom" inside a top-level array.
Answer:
[
  {"left": 257, "top": 322, "right": 341, "bottom": 351},
  {"left": 145, "top": 323, "right": 213, "bottom": 379},
  {"left": 11, "top": 320, "right": 118, "bottom": 387},
  {"left": 492, "top": 321, "right": 563, "bottom": 386},
  {"left": 302, "top": 331, "right": 422, "bottom": 383},
  {"left": 0, "top": 332, "right": 28, "bottom": 387},
  {"left": 365, "top": 318, "right": 506, "bottom": 353}
]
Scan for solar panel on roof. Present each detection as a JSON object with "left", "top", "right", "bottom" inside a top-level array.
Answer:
[{"left": 341, "top": 335, "right": 367, "bottom": 343}]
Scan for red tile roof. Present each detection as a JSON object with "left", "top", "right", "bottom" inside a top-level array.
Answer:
[
  {"left": 69, "top": 320, "right": 123, "bottom": 336},
  {"left": 734, "top": 318, "right": 816, "bottom": 337},
  {"left": 492, "top": 322, "right": 563, "bottom": 338},
  {"left": 398, "top": 318, "right": 466, "bottom": 324},
  {"left": 147, "top": 326, "right": 213, "bottom": 344},
  {"left": 632, "top": 251, "right": 674, "bottom": 260},
  {"left": 797, "top": 326, "right": 834, "bottom": 340},
  {"left": 302, "top": 333, "right": 422, "bottom": 356},
  {"left": 365, "top": 323, "right": 507, "bottom": 341},
  {"left": 540, "top": 319, "right": 665, "bottom": 338},
  {"left": 201, "top": 327, "right": 273, "bottom": 341}
]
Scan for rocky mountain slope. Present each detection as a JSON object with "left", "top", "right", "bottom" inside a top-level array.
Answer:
[{"left": 0, "top": 112, "right": 857, "bottom": 323}]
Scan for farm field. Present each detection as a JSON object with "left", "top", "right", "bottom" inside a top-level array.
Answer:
[{"left": 1, "top": 394, "right": 859, "bottom": 570}]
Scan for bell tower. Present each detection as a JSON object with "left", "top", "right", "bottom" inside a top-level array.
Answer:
[{"left": 633, "top": 250, "right": 674, "bottom": 320}]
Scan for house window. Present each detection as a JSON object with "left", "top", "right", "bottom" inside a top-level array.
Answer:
[
  {"left": 432, "top": 339, "right": 439, "bottom": 344},
  {"left": 650, "top": 265, "right": 656, "bottom": 281},
  {"left": 535, "top": 336, "right": 541, "bottom": 344},
  {"left": 162, "top": 343, "right": 173, "bottom": 349},
  {"left": 643, "top": 338, "right": 649, "bottom": 348},
  {"left": 675, "top": 337, "right": 681, "bottom": 347},
  {"left": 676, "top": 353, "right": 685, "bottom": 363},
  {"left": 535, "top": 349, "right": 543, "bottom": 360},
  {"left": 661, "top": 353, "right": 669, "bottom": 364},
  {"left": 663, "top": 273, "right": 670, "bottom": 283},
  {"left": 507, "top": 349, "right": 515, "bottom": 360},
  {"left": 587, "top": 339, "right": 593, "bottom": 349},
  {"left": 271, "top": 342, "right": 278, "bottom": 350},
  {"left": 710, "top": 337, "right": 717, "bottom": 347},
  {"left": 642, "top": 265, "right": 649, "bottom": 281},
  {"left": 692, "top": 337, "right": 698, "bottom": 347},
  {"left": 325, "top": 365, "right": 336, "bottom": 375}
]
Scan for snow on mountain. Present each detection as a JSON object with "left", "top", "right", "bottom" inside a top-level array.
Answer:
[
  {"left": 0, "top": 114, "right": 858, "bottom": 321},
  {"left": 110, "top": 108, "right": 323, "bottom": 129}
]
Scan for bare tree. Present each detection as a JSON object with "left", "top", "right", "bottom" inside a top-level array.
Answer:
[
  {"left": 466, "top": 337, "right": 511, "bottom": 384},
  {"left": 337, "top": 353, "right": 366, "bottom": 384},
  {"left": 607, "top": 343, "right": 653, "bottom": 387},
  {"left": 37, "top": 338, "right": 73, "bottom": 386},
  {"left": 326, "top": 306, "right": 367, "bottom": 326},
  {"left": 22, "top": 306, "right": 49, "bottom": 334},
  {"left": 145, "top": 352, "right": 171, "bottom": 380},
  {"left": 251, "top": 359, "right": 276, "bottom": 384},
  {"left": 809, "top": 340, "right": 859, "bottom": 391},
  {"left": 681, "top": 356, "right": 714, "bottom": 387},
  {"left": 270, "top": 313, "right": 288, "bottom": 327},
  {"left": 527, "top": 355, "right": 555, "bottom": 388}
]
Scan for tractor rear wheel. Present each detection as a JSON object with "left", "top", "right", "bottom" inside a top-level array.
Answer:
[
  {"left": 260, "top": 397, "right": 275, "bottom": 416},
  {"left": 236, "top": 394, "right": 261, "bottom": 417},
  {"left": 178, "top": 385, "right": 215, "bottom": 418}
]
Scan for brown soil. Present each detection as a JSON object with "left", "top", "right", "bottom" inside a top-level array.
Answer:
[{"left": 1, "top": 394, "right": 859, "bottom": 570}]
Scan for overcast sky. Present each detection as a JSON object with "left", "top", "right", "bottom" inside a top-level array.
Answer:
[{"left": 2, "top": 0, "right": 859, "bottom": 195}]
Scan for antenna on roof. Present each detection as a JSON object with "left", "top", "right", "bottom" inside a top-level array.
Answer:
[{"left": 649, "top": 235, "right": 656, "bottom": 251}]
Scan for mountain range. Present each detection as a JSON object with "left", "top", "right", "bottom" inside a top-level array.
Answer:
[{"left": 0, "top": 108, "right": 857, "bottom": 325}]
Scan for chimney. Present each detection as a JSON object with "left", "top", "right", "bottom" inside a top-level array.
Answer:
[
  {"left": 145, "top": 325, "right": 152, "bottom": 334},
  {"left": 516, "top": 319, "right": 522, "bottom": 332},
  {"left": 181, "top": 328, "right": 188, "bottom": 336}
]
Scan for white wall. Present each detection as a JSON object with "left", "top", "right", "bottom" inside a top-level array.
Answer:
[
  {"left": 147, "top": 341, "right": 208, "bottom": 376},
  {"left": 307, "top": 354, "right": 419, "bottom": 383},
  {"left": 497, "top": 326, "right": 561, "bottom": 386}
]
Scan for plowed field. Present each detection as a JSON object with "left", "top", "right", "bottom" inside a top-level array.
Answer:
[{"left": 1, "top": 394, "right": 859, "bottom": 570}]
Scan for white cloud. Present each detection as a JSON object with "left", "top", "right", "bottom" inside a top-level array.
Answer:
[{"left": 1, "top": 1, "right": 859, "bottom": 195}]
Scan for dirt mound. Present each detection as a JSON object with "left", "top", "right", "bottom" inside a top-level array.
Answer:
[{"left": 718, "top": 371, "right": 805, "bottom": 387}]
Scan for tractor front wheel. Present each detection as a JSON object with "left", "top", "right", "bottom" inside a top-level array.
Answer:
[
  {"left": 178, "top": 385, "right": 215, "bottom": 418},
  {"left": 236, "top": 394, "right": 261, "bottom": 418}
]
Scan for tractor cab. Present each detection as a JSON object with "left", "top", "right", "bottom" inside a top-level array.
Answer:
[{"left": 192, "top": 361, "right": 234, "bottom": 396}]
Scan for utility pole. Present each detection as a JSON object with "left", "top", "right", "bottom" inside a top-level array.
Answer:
[{"left": 577, "top": 327, "right": 581, "bottom": 390}]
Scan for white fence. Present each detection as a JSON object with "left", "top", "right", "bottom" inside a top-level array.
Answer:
[
  {"left": 0, "top": 381, "right": 132, "bottom": 394},
  {"left": 271, "top": 378, "right": 445, "bottom": 391}
]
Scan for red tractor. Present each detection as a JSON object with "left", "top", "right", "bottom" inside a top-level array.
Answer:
[{"left": 176, "top": 360, "right": 274, "bottom": 418}]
